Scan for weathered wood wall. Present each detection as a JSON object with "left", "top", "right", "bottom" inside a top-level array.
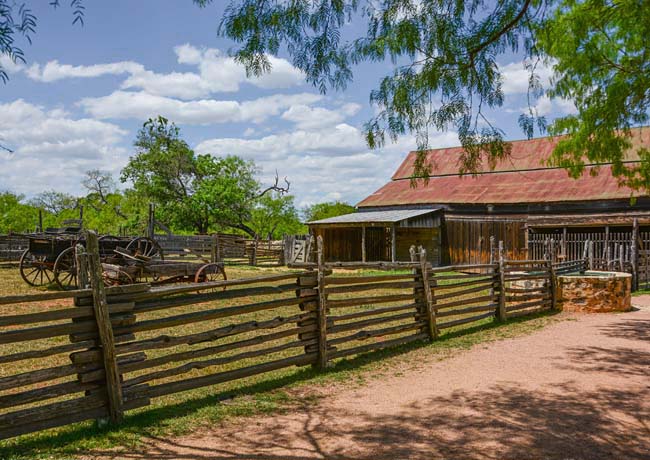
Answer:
[{"left": 442, "top": 218, "right": 527, "bottom": 265}]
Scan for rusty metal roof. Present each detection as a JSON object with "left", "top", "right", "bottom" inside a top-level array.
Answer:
[
  {"left": 308, "top": 208, "right": 441, "bottom": 225},
  {"left": 359, "top": 128, "right": 650, "bottom": 207}
]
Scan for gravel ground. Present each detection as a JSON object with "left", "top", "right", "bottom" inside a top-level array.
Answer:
[{"left": 90, "top": 301, "right": 650, "bottom": 460}]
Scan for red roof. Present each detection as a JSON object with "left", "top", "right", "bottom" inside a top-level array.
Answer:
[{"left": 359, "top": 128, "right": 650, "bottom": 207}]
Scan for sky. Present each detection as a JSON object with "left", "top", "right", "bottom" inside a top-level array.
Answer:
[{"left": 0, "top": 1, "right": 575, "bottom": 208}]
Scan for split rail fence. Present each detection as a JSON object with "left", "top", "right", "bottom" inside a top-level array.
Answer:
[
  {"left": 0, "top": 234, "right": 577, "bottom": 441},
  {"left": 154, "top": 234, "right": 285, "bottom": 267}
]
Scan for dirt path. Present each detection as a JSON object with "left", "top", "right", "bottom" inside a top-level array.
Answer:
[{"left": 92, "top": 303, "right": 650, "bottom": 460}]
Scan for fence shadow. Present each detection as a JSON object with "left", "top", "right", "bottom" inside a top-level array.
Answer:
[{"left": 86, "top": 382, "right": 650, "bottom": 460}]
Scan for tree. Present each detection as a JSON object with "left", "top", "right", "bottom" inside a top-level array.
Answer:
[
  {"left": 304, "top": 201, "right": 356, "bottom": 223},
  {"left": 216, "top": 0, "right": 650, "bottom": 188},
  {"left": 0, "top": 191, "right": 38, "bottom": 233},
  {"left": 30, "top": 190, "right": 77, "bottom": 215},
  {"left": 249, "top": 193, "right": 306, "bottom": 239},
  {"left": 122, "top": 117, "right": 290, "bottom": 236}
]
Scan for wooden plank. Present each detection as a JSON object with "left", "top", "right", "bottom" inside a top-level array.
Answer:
[
  {"left": 0, "top": 283, "right": 147, "bottom": 307},
  {"left": 0, "top": 302, "right": 134, "bottom": 327},
  {"left": 431, "top": 276, "right": 498, "bottom": 291},
  {"left": 324, "top": 274, "right": 415, "bottom": 285},
  {"left": 0, "top": 340, "right": 95, "bottom": 364},
  {"left": 0, "top": 380, "right": 99, "bottom": 410},
  {"left": 329, "top": 311, "right": 417, "bottom": 334},
  {"left": 328, "top": 332, "right": 428, "bottom": 359},
  {"left": 431, "top": 282, "right": 496, "bottom": 301},
  {"left": 498, "top": 241, "right": 507, "bottom": 321},
  {"left": 148, "top": 353, "right": 316, "bottom": 398},
  {"left": 506, "top": 299, "right": 552, "bottom": 312},
  {"left": 327, "top": 322, "right": 426, "bottom": 346},
  {"left": 123, "top": 339, "right": 311, "bottom": 387},
  {"left": 434, "top": 294, "right": 497, "bottom": 311},
  {"left": 436, "top": 303, "right": 497, "bottom": 318},
  {"left": 327, "top": 293, "right": 415, "bottom": 309},
  {"left": 329, "top": 302, "right": 421, "bottom": 322},
  {"left": 325, "top": 280, "right": 419, "bottom": 294},
  {"left": 437, "top": 311, "right": 495, "bottom": 329}
]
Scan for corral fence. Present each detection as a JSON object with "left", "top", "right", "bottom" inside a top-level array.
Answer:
[
  {"left": 0, "top": 233, "right": 579, "bottom": 441},
  {"left": 529, "top": 220, "right": 650, "bottom": 290},
  {"left": 0, "top": 235, "right": 28, "bottom": 265},
  {"left": 153, "top": 233, "right": 287, "bottom": 267}
]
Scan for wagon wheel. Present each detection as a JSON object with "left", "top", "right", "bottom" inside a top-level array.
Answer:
[
  {"left": 19, "top": 249, "right": 55, "bottom": 287},
  {"left": 102, "top": 268, "right": 134, "bottom": 287},
  {"left": 54, "top": 247, "right": 78, "bottom": 290},
  {"left": 126, "top": 237, "right": 163, "bottom": 260},
  {"left": 194, "top": 263, "right": 227, "bottom": 291}
]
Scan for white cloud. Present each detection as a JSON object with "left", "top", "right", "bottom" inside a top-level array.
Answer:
[
  {"left": 196, "top": 126, "right": 459, "bottom": 207},
  {"left": 25, "top": 44, "right": 305, "bottom": 99},
  {"left": 500, "top": 60, "right": 554, "bottom": 95},
  {"left": 0, "top": 54, "right": 25, "bottom": 74},
  {"left": 0, "top": 99, "right": 127, "bottom": 195},
  {"left": 281, "top": 103, "right": 362, "bottom": 130},
  {"left": 26, "top": 60, "right": 144, "bottom": 82},
  {"left": 78, "top": 91, "right": 323, "bottom": 125}
]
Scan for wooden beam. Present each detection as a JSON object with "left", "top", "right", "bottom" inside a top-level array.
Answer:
[
  {"left": 391, "top": 224, "right": 396, "bottom": 263},
  {"left": 85, "top": 231, "right": 124, "bottom": 423},
  {"left": 361, "top": 226, "right": 366, "bottom": 263}
]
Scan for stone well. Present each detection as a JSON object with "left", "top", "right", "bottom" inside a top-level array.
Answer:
[{"left": 556, "top": 271, "right": 632, "bottom": 313}]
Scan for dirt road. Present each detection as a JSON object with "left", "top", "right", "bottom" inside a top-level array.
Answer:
[{"left": 93, "top": 302, "right": 650, "bottom": 460}]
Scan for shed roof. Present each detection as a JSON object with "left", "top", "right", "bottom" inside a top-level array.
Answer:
[
  {"left": 359, "top": 127, "right": 650, "bottom": 207},
  {"left": 308, "top": 208, "right": 440, "bottom": 225}
]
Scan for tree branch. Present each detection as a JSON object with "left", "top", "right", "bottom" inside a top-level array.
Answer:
[{"left": 257, "top": 170, "right": 291, "bottom": 198}]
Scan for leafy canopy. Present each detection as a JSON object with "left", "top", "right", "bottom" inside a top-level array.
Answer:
[
  {"left": 304, "top": 201, "right": 356, "bottom": 222},
  {"left": 121, "top": 117, "right": 290, "bottom": 236},
  {"left": 215, "top": 0, "right": 650, "bottom": 188}
]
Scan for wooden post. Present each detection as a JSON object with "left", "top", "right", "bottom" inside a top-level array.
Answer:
[
  {"left": 605, "top": 225, "right": 610, "bottom": 269},
  {"left": 211, "top": 234, "right": 220, "bottom": 264},
  {"left": 489, "top": 236, "right": 495, "bottom": 265},
  {"left": 632, "top": 218, "right": 639, "bottom": 290},
  {"left": 589, "top": 240, "right": 594, "bottom": 270},
  {"left": 582, "top": 239, "right": 589, "bottom": 272},
  {"left": 361, "top": 226, "right": 366, "bottom": 263},
  {"left": 497, "top": 241, "right": 507, "bottom": 321},
  {"left": 85, "top": 231, "right": 123, "bottom": 423},
  {"left": 38, "top": 209, "right": 43, "bottom": 233},
  {"left": 147, "top": 203, "right": 155, "bottom": 239},
  {"left": 316, "top": 236, "right": 328, "bottom": 369},
  {"left": 391, "top": 224, "right": 397, "bottom": 262},
  {"left": 619, "top": 243, "right": 624, "bottom": 272},
  {"left": 548, "top": 259, "right": 558, "bottom": 310},
  {"left": 419, "top": 247, "right": 438, "bottom": 340}
]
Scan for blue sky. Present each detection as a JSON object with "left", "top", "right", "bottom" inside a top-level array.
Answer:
[{"left": 0, "top": 1, "right": 575, "bottom": 207}]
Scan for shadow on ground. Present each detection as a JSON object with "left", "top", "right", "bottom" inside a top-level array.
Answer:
[{"left": 89, "top": 382, "right": 650, "bottom": 460}]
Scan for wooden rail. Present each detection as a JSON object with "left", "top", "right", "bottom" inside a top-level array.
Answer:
[{"left": 0, "top": 236, "right": 572, "bottom": 441}]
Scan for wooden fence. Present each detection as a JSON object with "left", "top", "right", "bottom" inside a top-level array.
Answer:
[
  {"left": 154, "top": 233, "right": 284, "bottom": 267},
  {"left": 0, "top": 235, "right": 28, "bottom": 263},
  {"left": 0, "top": 234, "right": 572, "bottom": 441}
]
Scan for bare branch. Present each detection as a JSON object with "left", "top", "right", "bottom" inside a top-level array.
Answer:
[{"left": 257, "top": 170, "right": 291, "bottom": 198}]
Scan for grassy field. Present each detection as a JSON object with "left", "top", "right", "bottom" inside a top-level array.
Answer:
[{"left": 0, "top": 264, "right": 561, "bottom": 460}]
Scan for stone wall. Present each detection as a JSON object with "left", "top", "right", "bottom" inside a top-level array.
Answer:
[{"left": 556, "top": 272, "right": 632, "bottom": 313}]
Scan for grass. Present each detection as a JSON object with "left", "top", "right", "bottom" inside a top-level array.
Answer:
[{"left": 0, "top": 264, "right": 562, "bottom": 460}]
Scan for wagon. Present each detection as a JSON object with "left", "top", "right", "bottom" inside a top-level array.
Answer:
[
  {"left": 107, "top": 246, "right": 227, "bottom": 288},
  {"left": 19, "top": 233, "right": 163, "bottom": 289}
]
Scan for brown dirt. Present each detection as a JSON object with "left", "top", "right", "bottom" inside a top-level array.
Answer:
[{"left": 90, "top": 301, "right": 650, "bottom": 460}]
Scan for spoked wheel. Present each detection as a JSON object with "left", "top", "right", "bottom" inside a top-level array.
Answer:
[
  {"left": 194, "top": 263, "right": 227, "bottom": 291},
  {"left": 54, "top": 247, "right": 78, "bottom": 290},
  {"left": 19, "top": 249, "right": 55, "bottom": 287},
  {"left": 126, "top": 237, "right": 163, "bottom": 260},
  {"left": 102, "top": 267, "right": 134, "bottom": 287}
]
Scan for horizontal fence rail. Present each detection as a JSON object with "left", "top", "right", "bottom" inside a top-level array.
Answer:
[{"left": 0, "top": 233, "right": 581, "bottom": 441}]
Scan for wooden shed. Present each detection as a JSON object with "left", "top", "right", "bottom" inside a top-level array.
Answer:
[
  {"left": 308, "top": 208, "right": 442, "bottom": 263},
  {"left": 334, "top": 127, "right": 650, "bottom": 265}
]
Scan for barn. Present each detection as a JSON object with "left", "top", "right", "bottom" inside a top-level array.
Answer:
[{"left": 308, "top": 127, "right": 650, "bottom": 265}]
